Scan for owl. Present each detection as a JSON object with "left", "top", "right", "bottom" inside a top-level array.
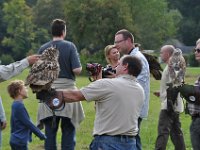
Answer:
[
  {"left": 25, "top": 46, "right": 60, "bottom": 93},
  {"left": 168, "top": 48, "right": 186, "bottom": 87},
  {"left": 142, "top": 52, "right": 163, "bottom": 80}
]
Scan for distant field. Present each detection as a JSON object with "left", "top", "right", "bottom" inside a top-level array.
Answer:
[{"left": 0, "top": 67, "right": 199, "bottom": 150}]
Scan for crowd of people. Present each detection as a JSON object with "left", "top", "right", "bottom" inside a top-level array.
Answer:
[{"left": 0, "top": 18, "right": 200, "bottom": 150}]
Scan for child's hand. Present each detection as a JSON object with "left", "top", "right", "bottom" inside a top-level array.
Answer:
[
  {"left": 40, "top": 134, "right": 47, "bottom": 140},
  {"left": 153, "top": 91, "right": 160, "bottom": 97},
  {"left": 1, "top": 121, "right": 6, "bottom": 130}
]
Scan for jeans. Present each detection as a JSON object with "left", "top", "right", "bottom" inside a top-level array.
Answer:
[
  {"left": 155, "top": 110, "right": 185, "bottom": 150},
  {"left": 89, "top": 135, "right": 137, "bottom": 150},
  {"left": 10, "top": 142, "right": 28, "bottom": 150},
  {"left": 136, "top": 117, "right": 142, "bottom": 150},
  {"left": 190, "top": 117, "right": 200, "bottom": 150},
  {"left": 43, "top": 116, "right": 76, "bottom": 150}
]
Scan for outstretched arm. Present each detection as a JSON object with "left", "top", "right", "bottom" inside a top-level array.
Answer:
[
  {"left": 61, "top": 89, "right": 85, "bottom": 102},
  {"left": 0, "top": 55, "right": 40, "bottom": 82}
]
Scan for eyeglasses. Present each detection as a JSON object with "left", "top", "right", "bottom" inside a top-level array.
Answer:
[
  {"left": 194, "top": 48, "right": 200, "bottom": 53},
  {"left": 114, "top": 39, "right": 125, "bottom": 44}
]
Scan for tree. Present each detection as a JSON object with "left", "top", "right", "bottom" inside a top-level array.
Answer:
[
  {"left": 2, "top": 0, "right": 48, "bottom": 60},
  {"left": 167, "top": 0, "right": 200, "bottom": 45},
  {"left": 127, "top": 0, "right": 181, "bottom": 49},
  {"left": 2, "top": 0, "right": 35, "bottom": 60},
  {"left": 33, "top": 0, "right": 66, "bottom": 29},
  {"left": 63, "top": 0, "right": 135, "bottom": 52}
]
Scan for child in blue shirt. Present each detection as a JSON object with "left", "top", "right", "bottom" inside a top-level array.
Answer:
[{"left": 7, "top": 80, "right": 46, "bottom": 150}]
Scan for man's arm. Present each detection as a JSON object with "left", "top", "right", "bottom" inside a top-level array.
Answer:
[
  {"left": 62, "top": 89, "right": 85, "bottom": 102},
  {"left": 73, "top": 67, "right": 82, "bottom": 75},
  {"left": 0, "top": 55, "right": 39, "bottom": 82}
]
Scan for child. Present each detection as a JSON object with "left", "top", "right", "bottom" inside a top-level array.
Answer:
[{"left": 7, "top": 80, "right": 46, "bottom": 150}]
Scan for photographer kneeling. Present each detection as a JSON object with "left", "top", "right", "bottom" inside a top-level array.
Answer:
[{"left": 51, "top": 55, "right": 145, "bottom": 150}]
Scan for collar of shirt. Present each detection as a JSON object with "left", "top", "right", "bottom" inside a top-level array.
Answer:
[
  {"left": 117, "top": 74, "right": 137, "bottom": 81},
  {"left": 129, "top": 47, "right": 139, "bottom": 55}
]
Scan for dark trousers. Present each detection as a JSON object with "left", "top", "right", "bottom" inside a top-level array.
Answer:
[
  {"left": 136, "top": 117, "right": 142, "bottom": 150},
  {"left": 43, "top": 117, "right": 76, "bottom": 150},
  {"left": 10, "top": 142, "right": 28, "bottom": 150},
  {"left": 190, "top": 117, "right": 200, "bottom": 150},
  {"left": 155, "top": 110, "right": 185, "bottom": 150}
]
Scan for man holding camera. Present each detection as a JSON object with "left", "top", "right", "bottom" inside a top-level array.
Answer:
[{"left": 51, "top": 55, "right": 145, "bottom": 150}]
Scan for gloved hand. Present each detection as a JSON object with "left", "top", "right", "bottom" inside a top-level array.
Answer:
[
  {"left": 36, "top": 89, "right": 64, "bottom": 109},
  {"left": 46, "top": 91, "right": 64, "bottom": 110},
  {"left": 178, "top": 84, "right": 200, "bottom": 105},
  {"left": 166, "top": 83, "right": 179, "bottom": 113}
]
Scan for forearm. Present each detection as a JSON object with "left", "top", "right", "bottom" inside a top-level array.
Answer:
[
  {"left": 0, "top": 58, "right": 29, "bottom": 82},
  {"left": 62, "top": 89, "right": 85, "bottom": 102}
]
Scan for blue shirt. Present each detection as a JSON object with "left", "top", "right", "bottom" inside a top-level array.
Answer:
[
  {"left": 10, "top": 101, "right": 45, "bottom": 146},
  {"left": 130, "top": 47, "right": 150, "bottom": 118},
  {"left": 38, "top": 40, "right": 82, "bottom": 80}
]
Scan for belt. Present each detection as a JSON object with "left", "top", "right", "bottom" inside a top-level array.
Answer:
[{"left": 94, "top": 134, "right": 135, "bottom": 139}]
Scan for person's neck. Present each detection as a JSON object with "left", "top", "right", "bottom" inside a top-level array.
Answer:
[
  {"left": 110, "top": 60, "right": 119, "bottom": 68},
  {"left": 128, "top": 46, "right": 135, "bottom": 54},
  {"left": 14, "top": 95, "right": 23, "bottom": 101},
  {"left": 53, "top": 36, "right": 64, "bottom": 41}
]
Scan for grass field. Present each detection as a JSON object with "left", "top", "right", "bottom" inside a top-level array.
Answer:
[{"left": 0, "top": 67, "right": 199, "bottom": 150}]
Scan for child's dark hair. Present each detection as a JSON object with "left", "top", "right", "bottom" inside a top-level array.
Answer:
[{"left": 7, "top": 80, "right": 24, "bottom": 99}]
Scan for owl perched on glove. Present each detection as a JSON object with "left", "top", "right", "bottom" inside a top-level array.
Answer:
[
  {"left": 25, "top": 46, "right": 60, "bottom": 93},
  {"left": 168, "top": 48, "right": 186, "bottom": 87}
]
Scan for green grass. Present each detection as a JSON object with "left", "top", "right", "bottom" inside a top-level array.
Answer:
[{"left": 0, "top": 68, "right": 199, "bottom": 150}]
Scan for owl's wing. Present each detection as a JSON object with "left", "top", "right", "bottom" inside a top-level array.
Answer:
[{"left": 142, "top": 52, "right": 163, "bottom": 80}]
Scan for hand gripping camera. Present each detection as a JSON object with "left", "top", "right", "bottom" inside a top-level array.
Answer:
[{"left": 86, "top": 63, "right": 116, "bottom": 81}]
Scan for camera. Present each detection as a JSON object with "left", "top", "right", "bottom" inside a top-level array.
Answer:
[
  {"left": 102, "top": 66, "right": 116, "bottom": 78},
  {"left": 86, "top": 63, "right": 102, "bottom": 76},
  {"left": 86, "top": 63, "right": 116, "bottom": 80}
]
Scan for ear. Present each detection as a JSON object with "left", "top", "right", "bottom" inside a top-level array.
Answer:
[{"left": 123, "top": 63, "right": 128, "bottom": 71}]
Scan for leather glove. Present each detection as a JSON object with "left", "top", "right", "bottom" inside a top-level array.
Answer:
[{"left": 178, "top": 84, "right": 200, "bottom": 105}]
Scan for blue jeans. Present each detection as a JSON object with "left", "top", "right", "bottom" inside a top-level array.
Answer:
[
  {"left": 43, "top": 117, "right": 76, "bottom": 150},
  {"left": 89, "top": 135, "right": 137, "bottom": 150},
  {"left": 190, "top": 116, "right": 200, "bottom": 150},
  {"left": 10, "top": 142, "right": 28, "bottom": 150}
]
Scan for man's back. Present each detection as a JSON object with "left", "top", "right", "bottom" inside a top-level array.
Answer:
[{"left": 81, "top": 74, "right": 144, "bottom": 136}]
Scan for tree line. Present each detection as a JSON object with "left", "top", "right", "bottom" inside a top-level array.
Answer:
[{"left": 0, "top": 0, "right": 199, "bottom": 67}]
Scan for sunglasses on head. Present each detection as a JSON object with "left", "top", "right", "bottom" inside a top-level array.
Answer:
[{"left": 194, "top": 48, "right": 200, "bottom": 53}]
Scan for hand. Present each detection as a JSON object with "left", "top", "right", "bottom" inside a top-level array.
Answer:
[
  {"left": 40, "top": 134, "right": 47, "bottom": 140},
  {"left": 91, "top": 69, "right": 102, "bottom": 81},
  {"left": 46, "top": 90, "right": 64, "bottom": 110},
  {"left": 153, "top": 91, "right": 160, "bottom": 97},
  {"left": 103, "top": 71, "right": 116, "bottom": 78},
  {"left": 1, "top": 121, "right": 6, "bottom": 130},
  {"left": 27, "top": 55, "right": 40, "bottom": 65}
]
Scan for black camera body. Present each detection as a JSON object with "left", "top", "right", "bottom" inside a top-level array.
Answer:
[{"left": 102, "top": 66, "right": 116, "bottom": 78}]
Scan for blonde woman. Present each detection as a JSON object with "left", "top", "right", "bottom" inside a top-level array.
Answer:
[{"left": 104, "top": 45, "right": 120, "bottom": 69}]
